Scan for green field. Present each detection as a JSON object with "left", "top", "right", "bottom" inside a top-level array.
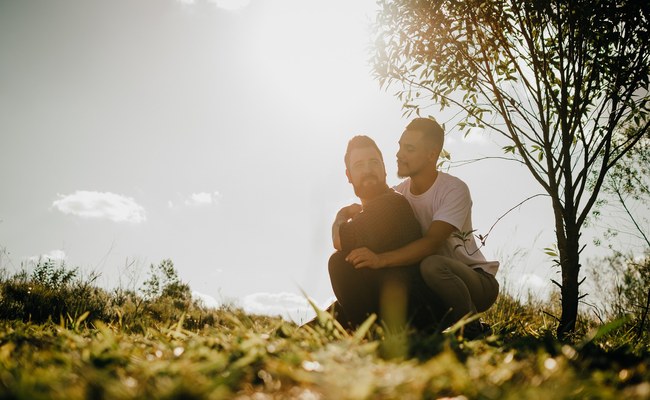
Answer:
[
  {"left": 0, "top": 261, "right": 648, "bottom": 399},
  {"left": 1, "top": 304, "right": 649, "bottom": 399}
]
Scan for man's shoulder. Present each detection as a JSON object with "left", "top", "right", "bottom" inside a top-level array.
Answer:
[
  {"left": 361, "top": 189, "right": 415, "bottom": 219},
  {"left": 392, "top": 179, "right": 410, "bottom": 194},
  {"left": 373, "top": 188, "right": 410, "bottom": 206},
  {"left": 438, "top": 171, "right": 465, "bottom": 184},
  {"left": 438, "top": 171, "right": 469, "bottom": 192}
]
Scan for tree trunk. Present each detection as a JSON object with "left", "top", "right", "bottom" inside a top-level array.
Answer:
[{"left": 557, "top": 218, "right": 582, "bottom": 338}]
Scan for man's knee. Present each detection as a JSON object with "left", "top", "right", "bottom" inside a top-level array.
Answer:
[
  {"left": 328, "top": 252, "right": 352, "bottom": 278},
  {"left": 419, "top": 255, "right": 451, "bottom": 284},
  {"left": 420, "top": 255, "right": 448, "bottom": 269}
]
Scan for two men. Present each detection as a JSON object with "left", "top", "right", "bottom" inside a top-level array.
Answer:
[
  {"left": 329, "top": 118, "right": 499, "bottom": 336},
  {"left": 328, "top": 135, "right": 442, "bottom": 330}
]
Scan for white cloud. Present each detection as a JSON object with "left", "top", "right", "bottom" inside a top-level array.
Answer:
[
  {"left": 52, "top": 191, "right": 146, "bottom": 223},
  {"left": 461, "top": 127, "right": 489, "bottom": 145},
  {"left": 182, "top": 191, "right": 222, "bottom": 207},
  {"left": 444, "top": 128, "right": 489, "bottom": 146},
  {"left": 514, "top": 273, "right": 552, "bottom": 301},
  {"left": 167, "top": 191, "right": 222, "bottom": 210},
  {"left": 29, "top": 249, "right": 66, "bottom": 263},
  {"left": 242, "top": 292, "right": 335, "bottom": 324},
  {"left": 192, "top": 291, "right": 221, "bottom": 309}
]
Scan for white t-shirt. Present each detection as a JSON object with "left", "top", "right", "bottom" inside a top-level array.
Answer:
[{"left": 394, "top": 172, "right": 499, "bottom": 275}]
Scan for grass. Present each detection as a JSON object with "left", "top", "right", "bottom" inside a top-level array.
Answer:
[
  {"left": 0, "top": 261, "right": 649, "bottom": 399},
  {"left": 1, "top": 302, "right": 649, "bottom": 399}
]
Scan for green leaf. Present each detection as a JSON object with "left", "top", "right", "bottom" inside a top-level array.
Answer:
[
  {"left": 543, "top": 247, "right": 558, "bottom": 257},
  {"left": 352, "top": 313, "right": 377, "bottom": 344},
  {"left": 76, "top": 311, "right": 90, "bottom": 327},
  {"left": 580, "top": 316, "right": 631, "bottom": 346}
]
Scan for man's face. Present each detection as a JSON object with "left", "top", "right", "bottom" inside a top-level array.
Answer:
[
  {"left": 346, "top": 146, "right": 387, "bottom": 200},
  {"left": 396, "top": 129, "right": 437, "bottom": 178}
]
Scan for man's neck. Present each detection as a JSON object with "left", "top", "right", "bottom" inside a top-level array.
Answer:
[
  {"left": 360, "top": 184, "right": 390, "bottom": 207},
  {"left": 409, "top": 169, "right": 439, "bottom": 195}
]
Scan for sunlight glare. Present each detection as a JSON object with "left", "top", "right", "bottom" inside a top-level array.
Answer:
[
  {"left": 209, "top": 0, "right": 250, "bottom": 11},
  {"left": 248, "top": 2, "right": 375, "bottom": 127}
]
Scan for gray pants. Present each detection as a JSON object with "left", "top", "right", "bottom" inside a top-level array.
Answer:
[{"left": 419, "top": 255, "right": 499, "bottom": 327}]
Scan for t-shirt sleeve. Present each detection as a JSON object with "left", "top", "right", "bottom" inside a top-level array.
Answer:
[
  {"left": 431, "top": 180, "right": 471, "bottom": 232},
  {"left": 339, "top": 220, "right": 359, "bottom": 253}
]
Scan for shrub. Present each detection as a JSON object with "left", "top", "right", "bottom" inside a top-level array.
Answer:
[
  {"left": 0, "top": 260, "right": 110, "bottom": 324},
  {"left": 0, "top": 258, "right": 231, "bottom": 332},
  {"left": 588, "top": 250, "right": 650, "bottom": 341}
]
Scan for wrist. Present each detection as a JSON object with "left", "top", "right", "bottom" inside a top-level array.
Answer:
[{"left": 377, "top": 253, "right": 389, "bottom": 268}]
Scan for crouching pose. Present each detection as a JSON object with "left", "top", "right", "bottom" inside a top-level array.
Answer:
[
  {"left": 345, "top": 118, "right": 500, "bottom": 338},
  {"left": 328, "top": 135, "right": 443, "bottom": 330}
]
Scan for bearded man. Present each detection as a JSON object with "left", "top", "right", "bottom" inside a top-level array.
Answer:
[{"left": 327, "top": 135, "right": 442, "bottom": 330}]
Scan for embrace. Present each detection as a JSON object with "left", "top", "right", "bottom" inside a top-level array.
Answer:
[{"left": 325, "top": 117, "right": 499, "bottom": 339}]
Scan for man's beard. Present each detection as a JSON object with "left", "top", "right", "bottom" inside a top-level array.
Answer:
[
  {"left": 353, "top": 175, "right": 388, "bottom": 200},
  {"left": 396, "top": 162, "right": 411, "bottom": 179}
]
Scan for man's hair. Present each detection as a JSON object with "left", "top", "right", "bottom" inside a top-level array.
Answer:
[
  {"left": 344, "top": 135, "right": 384, "bottom": 169},
  {"left": 405, "top": 118, "right": 444, "bottom": 151}
]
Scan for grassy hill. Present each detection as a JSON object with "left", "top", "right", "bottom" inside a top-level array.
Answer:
[{"left": 0, "top": 260, "right": 648, "bottom": 399}]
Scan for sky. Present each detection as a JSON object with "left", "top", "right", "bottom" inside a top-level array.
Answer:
[{"left": 1, "top": 0, "right": 646, "bottom": 323}]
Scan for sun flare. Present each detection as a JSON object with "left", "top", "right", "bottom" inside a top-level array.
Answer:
[{"left": 210, "top": 0, "right": 250, "bottom": 11}]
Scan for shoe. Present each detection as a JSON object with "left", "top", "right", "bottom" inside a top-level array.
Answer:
[{"left": 462, "top": 320, "right": 492, "bottom": 340}]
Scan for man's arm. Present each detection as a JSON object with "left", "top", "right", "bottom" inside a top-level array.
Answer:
[
  {"left": 332, "top": 203, "right": 362, "bottom": 250},
  {"left": 345, "top": 220, "right": 456, "bottom": 268},
  {"left": 339, "top": 192, "right": 422, "bottom": 255}
]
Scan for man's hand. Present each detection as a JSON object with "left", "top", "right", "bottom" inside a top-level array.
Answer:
[
  {"left": 345, "top": 247, "right": 386, "bottom": 269},
  {"left": 332, "top": 203, "right": 363, "bottom": 250},
  {"left": 337, "top": 203, "right": 362, "bottom": 221}
]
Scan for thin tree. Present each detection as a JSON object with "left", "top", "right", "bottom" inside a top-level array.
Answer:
[{"left": 372, "top": 0, "right": 650, "bottom": 336}]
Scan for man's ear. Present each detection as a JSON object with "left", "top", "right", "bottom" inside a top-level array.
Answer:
[
  {"left": 428, "top": 146, "right": 440, "bottom": 163},
  {"left": 345, "top": 169, "right": 352, "bottom": 183}
]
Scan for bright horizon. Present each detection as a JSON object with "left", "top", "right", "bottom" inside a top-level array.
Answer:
[{"left": 1, "top": 0, "right": 646, "bottom": 323}]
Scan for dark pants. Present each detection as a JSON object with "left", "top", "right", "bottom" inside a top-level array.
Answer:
[
  {"left": 328, "top": 251, "right": 445, "bottom": 331},
  {"left": 419, "top": 255, "right": 499, "bottom": 324}
]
